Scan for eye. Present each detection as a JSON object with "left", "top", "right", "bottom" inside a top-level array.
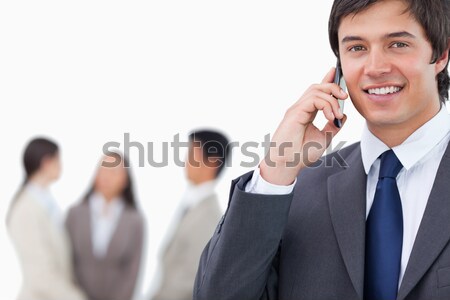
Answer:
[
  {"left": 391, "top": 42, "right": 408, "bottom": 48},
  {"left": 349, "top": 45, "right": 366, "bottom": 52}
]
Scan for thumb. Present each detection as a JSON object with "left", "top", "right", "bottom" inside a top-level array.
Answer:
[{"left": 321, "top": 114, "right": 347, "bottom": 145}]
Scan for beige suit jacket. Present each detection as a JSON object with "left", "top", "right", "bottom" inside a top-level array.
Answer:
[
  {"left": 66, "top": 202, "right": 144, "bottom": 300},
  {"left": 7, "top": 190, "right": 86, "bottom": 300},
  {"left": 152, "top": 194, "right": 222, "bottom": 300}
]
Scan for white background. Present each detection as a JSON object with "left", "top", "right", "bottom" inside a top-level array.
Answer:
[{"left": 0, "top": 1, "right": 367, "bottom": 299}]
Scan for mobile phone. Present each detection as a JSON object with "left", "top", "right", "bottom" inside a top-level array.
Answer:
[{"left": 333, "top": 60, "right": 347, "bottom": 128}]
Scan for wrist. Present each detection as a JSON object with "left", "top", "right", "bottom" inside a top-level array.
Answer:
[{"left": 259, "top": 160, "right": 298, "bottom": 186}]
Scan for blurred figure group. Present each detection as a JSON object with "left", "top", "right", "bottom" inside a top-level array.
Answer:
[{"left": 7, "top": 129, "right": 230, "bottom": 300}]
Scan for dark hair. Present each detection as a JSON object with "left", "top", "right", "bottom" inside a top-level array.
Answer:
[
  {"left": 189, "top": 129, "right": 231, "bottom": 178},
  {"left": 83, "top": 152, "right": 138, "bottom": 209},
  {"left": 328, "top": 0, "right": 450, "bottom": 102},
  {"left": 7, "top": 137, "right": 59, "bottom": 224},
  {"left": 23, "top": 137, "right": 59, "bottom": 183}
]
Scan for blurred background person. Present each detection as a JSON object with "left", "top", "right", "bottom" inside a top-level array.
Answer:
[
  {"left": 6, "top": 137, "right": 87, "bottom": 300},
  {"left": 151, "top": 129, "right": 230, "bottom": 300},
  {"left": 66, "top": 152, "right": 145, "bottom": 300}
]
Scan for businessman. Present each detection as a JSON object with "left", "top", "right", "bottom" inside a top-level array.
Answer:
[
  {"left": 194, "top": 0, "right": 450, "bottom": 299},
  {"left": 152, "top": 130, "right": 230, "bottom": 300}
]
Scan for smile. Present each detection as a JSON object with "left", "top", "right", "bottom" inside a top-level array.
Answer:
[{"left": 365, "top": 86, "right": 403, "bottom": 95}]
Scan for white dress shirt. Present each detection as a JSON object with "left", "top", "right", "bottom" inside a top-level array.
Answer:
[
  {"left": 89, "top": 192, "right": 124, "bottom": 258},
  {"left": 181, "top": 180, "right": 217, "bottom": 211},
  {"left": 246, "top": 106, "right": 450, "bottom": 286}
]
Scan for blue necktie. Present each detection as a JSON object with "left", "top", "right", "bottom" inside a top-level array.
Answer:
[{"left": 364, "top": 150, "right": 404, "bottom": 300}]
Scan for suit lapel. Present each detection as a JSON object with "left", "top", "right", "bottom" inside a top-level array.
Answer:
[
  {"left": 79, "top": 203, "right": 95, "bottom": 259},
  {"left": 105, "top": 209, "right": 127, "bottom": 261},
  {"left": 397, "top": 142, "right": 450, "bottom": 300},
  {"left": 328, "top": 146, "right": 367, "bottom": 300}
]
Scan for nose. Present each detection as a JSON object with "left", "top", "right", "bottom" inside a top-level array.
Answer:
[{"left": 364, "top": 47, "right": 391, "bottom": 77}]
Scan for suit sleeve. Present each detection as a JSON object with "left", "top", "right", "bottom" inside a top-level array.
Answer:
[
  {"left": 193, "top": 172, "right": 294, "bottom": 300},
  {"left": 9, "top": 201, "right": 86, "bottom": 300}
]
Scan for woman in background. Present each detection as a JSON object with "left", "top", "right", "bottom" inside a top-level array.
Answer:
[
  {"left": 7, "top": 137, "right": 86, "bottom": 300},
  {"left": 66, "top": 152, "right": 144, "bottom": 300}
]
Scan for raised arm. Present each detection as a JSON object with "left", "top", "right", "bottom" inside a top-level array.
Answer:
[{"left": 194, "top": 68, "right": 347, "bottom": 300}]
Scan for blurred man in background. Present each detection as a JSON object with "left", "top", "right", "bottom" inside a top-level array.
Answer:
[{"left": 152, "top": 129, "right": 230, "bottom": 300}]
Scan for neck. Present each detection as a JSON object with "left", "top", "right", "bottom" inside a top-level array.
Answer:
[
  {"left": 369, "top": 125, "right": 416, "bottom": 148},
  {"left": 368, "top": 105, "right": 441, "bottom": 148},
  {"left": 190, "top": 173, "right": 216, "bottom": 185},
  {"left": 192, "top": 178, "right": 216, "bottom": 186},
  {"left": 100, "top": 192, "right": 118, "bottom": 203},
  {"left": 28, "top": 173, "right": 52, "bottom": 188}
]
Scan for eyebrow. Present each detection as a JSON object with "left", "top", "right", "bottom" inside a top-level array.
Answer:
[{"left": 341, "top": 31, "right": 417, "bottom": 43}]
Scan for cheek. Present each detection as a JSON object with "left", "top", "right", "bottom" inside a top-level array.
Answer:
[
  {"left": 341, "top": 61, "right": 360, "bottom": 89},
  {"left": 398, "top": 51, "right": 435, "bottom": 82},
  {"left": 95, "top": 173, "right": 107, "bottom": 189},
  {"left": 110, "top": 171, "right": 127, "bottom": 191},
  {"left": 342, "top": 65, "right": 362, "bottom": 102},
  {"left": 400, "top": 60, "right": 420, "bottom": 81},
  {"left": 95, "top": 170, "right": 115, "bottom": 189}
]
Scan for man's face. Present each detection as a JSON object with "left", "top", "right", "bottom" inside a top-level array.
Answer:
[
  {"left": 185, "top": 142, "right": 202, "bottom": 183},
  {"left": 338, "top": 0, "right": 448, "bottom": 137}
]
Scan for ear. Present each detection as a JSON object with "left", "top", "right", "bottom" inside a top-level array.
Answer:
[
  {"left": 40, "top": 155, "right": 53, "bottom": 170},
  {"left": 435, "top": 39, "right": 450, "bottom": 74},
  {"left": 193, "top": 145, "right": 203, "bottom": 161}
]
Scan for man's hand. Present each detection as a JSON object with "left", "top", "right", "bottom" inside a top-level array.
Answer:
[{"left": 260, "top": 67, "right": 348, "bottom": 185}]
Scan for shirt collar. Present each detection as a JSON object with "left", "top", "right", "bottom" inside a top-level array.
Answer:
[
  {"left": 26, "top": 182, "right": 52, "bottom": 203},
  {"left": 361, "top": 106, "right": 450, "bottom": 174},
  {"left": 25, "top": 182, "right": 62, "bottom": 226},
  {"left": 182, "top": 180, "right": 217, "bottom": 209},
  {"left": 89, "top": 192, "right": 124, "bottom": 218}
]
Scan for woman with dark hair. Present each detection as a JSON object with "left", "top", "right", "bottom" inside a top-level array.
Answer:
[
  {"left": 7, "top": 137, "right": 87, "bottom": 300},
  {"left": 66, "top": 152, "right": 145, "bottom": 300}
]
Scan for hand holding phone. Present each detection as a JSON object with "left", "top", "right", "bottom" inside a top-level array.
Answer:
[
  {"left": 259, "top": 67, "right": 347, "bottom": 186},
  {"left": 333, "top": 61, "right": 347, "bottom": 128}
]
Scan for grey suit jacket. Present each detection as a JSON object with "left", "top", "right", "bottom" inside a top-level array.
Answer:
[
  {"left": 153, "top": 194, "right": 223, "bottom": 300},
  {"left": 194, "top": 141, "right": 450, "bottom": 300},
  {"left": 66, "top": 202, "right": 144, "bottom": 300}
]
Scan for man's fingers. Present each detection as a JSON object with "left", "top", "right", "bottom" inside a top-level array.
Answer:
[
  {"left": 322, "top": 114, "right": 347, "bottom": 134},
  {"left": 321, "top": 67, "right": 336, "bottom": 84},
  {"left": 314, "top": 92, "right": 344, "bottom": 119},
  {"left": 303, "top": 83, "right": 348, "bottom": 102},
  {"left": 311, "top": 98, "right": 336, "bottom": 122}
]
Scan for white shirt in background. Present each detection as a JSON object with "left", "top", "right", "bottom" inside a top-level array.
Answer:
[{"left": 88, "top": 192, "right": 124, "bottom": 258}]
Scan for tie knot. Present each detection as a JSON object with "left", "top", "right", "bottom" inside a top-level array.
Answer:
[{"left": 379, "top": 150, "right": 403, "bottom": 179}]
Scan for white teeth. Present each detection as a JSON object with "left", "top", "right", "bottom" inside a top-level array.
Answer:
[{"left": 368, "top": 86, "right": 401, "bottom": 95}]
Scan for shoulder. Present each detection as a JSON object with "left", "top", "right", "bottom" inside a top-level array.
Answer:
[
  {"left": 187, "top": 194, "right": 223, "bottom": 226},
  {"left": 197, "top": 194, "right": 222, "bottom": 214},
  {"left": 9, "top": 190, "right": 42, "bottom": 221},
  {"left": 65, "top": 201, "right": 88, "bottom": 229},
  {"left": 66, "top": 201, "right": 88, "bottom": 220},
  {"left": 7, "top": 190, "right": 46, "bottom": 235}
]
